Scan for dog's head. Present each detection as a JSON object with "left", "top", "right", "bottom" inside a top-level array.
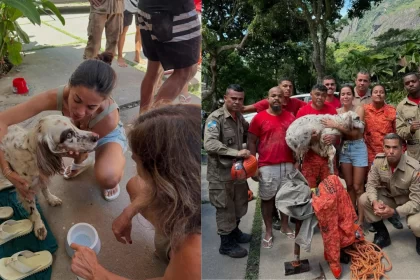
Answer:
[
  {"left": 341, "top": 111, "right": 364, "bottom": 130},
  {"left": 34, "top": 115, "right": 99, "bottom": 176}
]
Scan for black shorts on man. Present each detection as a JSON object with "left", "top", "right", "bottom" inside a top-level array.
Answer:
[
  {"left": 123, "top": 10, "right": 139, "bottom": 27},
  {"left": 137, "top": 0, "right": 201, "bottom": 70}
]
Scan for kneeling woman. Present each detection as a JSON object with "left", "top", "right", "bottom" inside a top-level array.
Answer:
[
  {"left": 71, "top": 104, "right": 201, "bottom": 279},
  {"left": 0, "top": 52, "right": 126, "bottom": 201}
]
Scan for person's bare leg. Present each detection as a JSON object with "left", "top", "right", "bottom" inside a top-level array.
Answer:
[
  {"left": 179, "top": 83, "right": 191, "bottom": 104},
  {"left": 117, "top": 26, "right": 129, "bottom": 67},
  {"left": 95, "top": 143, "right": 125, "bottom": 199},
  {"left": 280, "top": 212, "right": 293, "bottom": 234},
  {"left": 153, "top": 64, "right": 198, "bottom": 107},
  {"left": 261, "top": 198, "right": 274, "bottom": 246},
  {"left": 341, "top": 163, "right": 355, "bottom": 208},
  {"left": 134, "top": 25, "right": 144, "bottom": 64},
  {"left": 140, "top": 60, "right": 163, "bottom": 114},
  {"left": 354, "top": 166, "right": 367, "bottom": 225}
]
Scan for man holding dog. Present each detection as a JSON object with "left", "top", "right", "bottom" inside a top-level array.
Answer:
[
  {"left": 359, "top": 133, "right": 420, "bottom": 254},
  {"left": 296, "top": 84, "right": 338, "bottom": 188},
  {"left": 247, "top": 86, "right": 297, "bottom": 248},
  {"left": 204, "top": 84, "right": 252, "bottom": 258}
]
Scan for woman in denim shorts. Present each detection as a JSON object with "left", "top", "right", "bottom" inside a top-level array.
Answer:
[{"left": 322, "top": 85, "right": 368, "bottom": 223}]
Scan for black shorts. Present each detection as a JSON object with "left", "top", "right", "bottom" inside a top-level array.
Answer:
[
  {"left": 137, "top": 8, "right": 201, "bottom": 70},
  {"left": 123, "top": 10, "right": 139, "bottom": 27}
]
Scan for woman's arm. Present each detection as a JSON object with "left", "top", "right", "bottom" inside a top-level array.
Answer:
[{"left": 0, "top": 90, "right": 57, "bottom": 139}]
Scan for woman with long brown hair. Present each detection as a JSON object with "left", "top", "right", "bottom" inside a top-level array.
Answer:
[{"left": 70, "top": 104, "right": 201, "bottom": 280}]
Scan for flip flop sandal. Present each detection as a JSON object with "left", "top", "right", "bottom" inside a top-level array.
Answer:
[
  {"left": 0, "top": 207, "right": 13, "bottom": 220},
  {"left": 63, "top": 155, "right": 94, "bottom": 180},
  {"left": 262, "top": 236, "right": 273, "bottom": 249},
  {"left": 103, "top": 184, "right": 120, "bottom": 202},
  {"left": 280, "top": 229, "right": 296, "bottom": 240},
  {"left": 179, "top": 94, "right": 192, "bottom": 104},
  {"left": 0, "top": 220, "right": 33, "bottom": 246},
  {"left": 0, "top": 250, "right": 53, "bottom": 280}
]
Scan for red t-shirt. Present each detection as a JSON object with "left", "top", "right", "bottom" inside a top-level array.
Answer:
[
  {"left": 253, "top": 98, "right": 306, "bottom": 116},
  {"left": 248, "top": 110, "right": 296, "bottom": 167},
  {"left": 296, "top": 103, "right": 337, "bottom": 118},
  {"left": 408, "top": 96, "right": 420, "bottom": 105},
  {"left": 309, "top": 97, "right": 341, "bottom": 109}
]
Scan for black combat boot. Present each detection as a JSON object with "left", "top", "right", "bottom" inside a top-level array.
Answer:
[
  {"left": 387, "top": 214, "right": 403, "bottom": 229},
  {"left": 219, "top": 234, "right": 248, "bottom": 258},
  {"left": 416, "top": 236, "right": 420, "bottom": 255},
  {"left": 231, "top": 220, "right": 252, "bottom": 243},
  {"left": 372, "top": 220, "right": 391, "bottom": 249}
]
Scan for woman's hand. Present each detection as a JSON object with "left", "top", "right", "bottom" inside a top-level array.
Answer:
[
  {"left": 6, "top": 172, "right": 35, "bottom": 200},
  {"left": 112, "top": 207, "right": 134, "bottom": 244},
  {"left": 70, "top": 243, "right": 105, "bottom": 280},
  {"left": 321, "top": 118, "right": 337, "bottom": 129}
]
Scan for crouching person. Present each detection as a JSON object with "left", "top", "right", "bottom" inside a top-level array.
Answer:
[
  {"left": 204, "top": 85, "right": 252, "bottom": 258},
  {"left": 248, "top": 87, "right": 297, "bottom": 249},
  {"left": 359, "top": 133, "right": 420, "bottom": 254}
]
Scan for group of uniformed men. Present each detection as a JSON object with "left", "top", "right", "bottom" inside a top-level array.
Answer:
[{"left": 204, "top": 72, "right": 420, "bottom": 258}]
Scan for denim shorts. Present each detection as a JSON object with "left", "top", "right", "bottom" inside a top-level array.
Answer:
[
  {"left": 339, "top": 139, "right": 368, "bottom": 167},
  {"left": 97, "top": 122, "right": 128, "bottom": 153},
  {"left": 258, "top": 163, "right": 294, "bottom": 200}
]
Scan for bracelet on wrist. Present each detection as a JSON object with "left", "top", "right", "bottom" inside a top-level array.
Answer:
[{"left": 2, "top": 167, "right": 13, "bottom": 178}]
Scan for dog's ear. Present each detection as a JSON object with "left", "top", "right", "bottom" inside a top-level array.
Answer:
[{"left": 36, "top": 138, "right": 62, "bottom": 177}]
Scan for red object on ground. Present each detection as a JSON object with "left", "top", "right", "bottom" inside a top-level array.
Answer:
[
  {"left": 12, "top": 77, "right": 29, "bottom": 94},
  {"left": 312, "top": 175, "right": 364, "bottom": 279},
  {"left": 231, "top": 155, "right": 258, "bottom": 180}
]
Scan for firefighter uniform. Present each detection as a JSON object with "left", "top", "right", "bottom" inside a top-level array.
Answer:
[
  {"left": 353, "top": 88, "right": 372, "bottom": 107},
  {"left": 396, "top": 97, "right": 420, "bottom": 160},
  {"left": 359, "top": 153, "right": 420, "bottom": 237},
  {"left": 204, "top": 105, "right": 249, "bottom": 235}
]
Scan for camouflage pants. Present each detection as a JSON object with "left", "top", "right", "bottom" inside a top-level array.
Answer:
[
  {"left": 209, "top": 181, "right": 248, "bottom": 235},
  {"left": 84, "top": 12, "right": 123, "bottom": 59},
  {"left": 360, "top": 192, "right": 420, "bottom": 237}
]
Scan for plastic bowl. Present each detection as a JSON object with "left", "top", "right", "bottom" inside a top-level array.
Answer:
[{"left": 65, "top": 223, "right": 101, "bottom": 258}]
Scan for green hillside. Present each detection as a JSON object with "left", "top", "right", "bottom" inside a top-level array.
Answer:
[{"left": 337, "top": 0, "right": 420, "bottom": 45}]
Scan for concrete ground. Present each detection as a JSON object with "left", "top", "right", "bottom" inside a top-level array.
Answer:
[
  {"left": 202, "top": 164, "right": 420, "bottom": 279},
  {"left": 0, "top": 11, "right": 200, "bottom": 280}
]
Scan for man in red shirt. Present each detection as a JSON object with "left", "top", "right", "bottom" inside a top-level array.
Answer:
[
  {"left": 248, "top": 86, "right": 297, "bottom": 248},
  {"left": 322, "top": 75, "right": 341, "bottom": 109},
  {"left": 296, "top": 84, "right": 338, "bottom": 188},
  {"left": 308, "top": 76, "right": 340, "bottom": 108},
  {"left": 242, "top": 78, "right": 306, "bottom": 116}
]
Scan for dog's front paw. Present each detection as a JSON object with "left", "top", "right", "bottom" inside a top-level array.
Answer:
[
  {"left": 47, "top": 195, "right": 62, "bottom": 206},
  {"left": 34, "top": 220, "right": 47, "bottom": 240}
]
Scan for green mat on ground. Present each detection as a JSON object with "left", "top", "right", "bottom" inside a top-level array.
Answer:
[{"left": 0, "top": 187, "right": 57, "bottom": 280}]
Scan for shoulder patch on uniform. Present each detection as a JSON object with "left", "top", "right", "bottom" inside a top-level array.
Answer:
[
  {"left": 375, "top": 153, "right": 386, "bottom": 158},
  {"left": 207, "top": 120, "right": 217, "bottom": 132},
  {"left": 406, "top": 156, "right": 420, "bottom": 169}
]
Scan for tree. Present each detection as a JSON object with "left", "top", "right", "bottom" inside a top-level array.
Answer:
[
  {"left": 202, "top": 0, "right": 311, "bottom": 110},
  {"left": 202, "top": 0, "right": 255, "bottom": 110},
  {"left": 249, "top": 0, "right": 384, "bottom": 82}
]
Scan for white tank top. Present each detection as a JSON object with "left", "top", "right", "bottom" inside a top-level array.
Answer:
[{"left": 124, "top": 0, "right": 138, "bottom": 13}]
